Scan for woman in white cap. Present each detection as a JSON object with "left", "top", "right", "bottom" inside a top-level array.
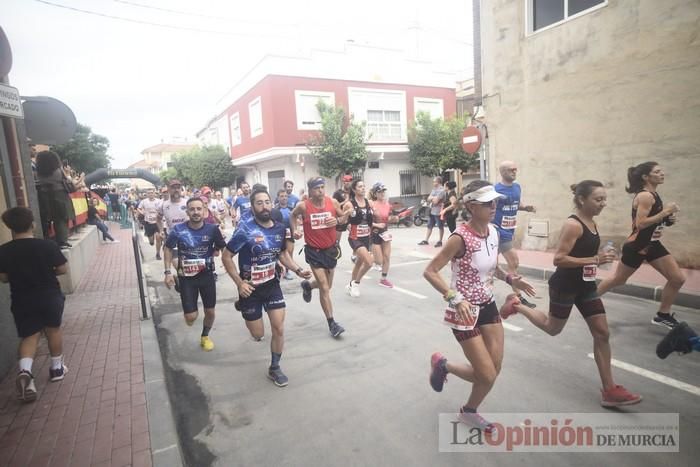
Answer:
[
  {"left": 369, "top": 182, "right": 398, "bottom": 288},
  {"left": 424, "top": 180, "right": 535, "bottom": 433}
]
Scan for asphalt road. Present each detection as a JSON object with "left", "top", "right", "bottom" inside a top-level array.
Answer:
[{"left": 143, "top": 225, "right": 700, "bottom": 467}]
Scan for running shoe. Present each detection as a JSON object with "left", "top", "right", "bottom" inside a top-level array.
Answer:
[
  {"left": 600, "top": 385, "right": 642, "bottom": 407},
  {"left": 49, "top": 364, "right": 68, "bottom": 382},
  {"left": 284, "top": 270, "right": 294, "bottom": 280},
  {"left": 351, "top": 255, "right": 357, "bottom": 264},
  {"left": 429, "top": 352, "right": 448, "bottom": 392},
  {"left": 301, "top": 280, "right": 313, "bottom": 303},
  {"left": 652, "top": 312, "right": 679, "bottom": 329},
  {"left": 329, "top": 321, "right": 345, "bottom": 338},
  {"left": 656, "top": 321, "right": 697, "bottom": 359},
  {"left": 458, "top": 408, "right": 495, "bottom": 434},
  {"left": 200, "top": 336, "right": 215, "bottom": 351},
  {"left": 156, "top": 253, "right": 162, "bottom": 260},
  {"left": 268, "top": 367, "right": 289, "bottom": 387},
  {"left": 518, "top": 295, "right": 537, "bottom": 308},
  {"left": 346, "top": 281, "right": 360, "bottom": 298},
  {"left": 16, "top": 370, "right": 37, "bottom": 402},
  {"left": 372, "top": 263, "right": 382, "bottom": 272},
  {"left": 379, "top": 278, "right": 394, "bottom": 288},
  {"left": 434, "top": 241, "right": 443, "bottom": 247},
  {"left": 417, "top": 240, "right": 429, "bottom": 245},
  {"left": 499, "top": 293, "right": 521, "bottom": 320}
]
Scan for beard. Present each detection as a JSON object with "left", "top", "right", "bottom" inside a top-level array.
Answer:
[{"left": 255, "top": 210, "right": 271, "bottom": 222}]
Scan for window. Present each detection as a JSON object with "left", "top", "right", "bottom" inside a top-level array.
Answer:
[
  {"left": 295, "top": 91, "right": 335, "bottom": 130},
  {"left": 368, "top": 161, "right": 380, "bottom": 169},
  {"left": 230, "top": 113, "right": 241, "bottom": 146},
  {"left": 248, "top": 97, "right": 263, "bottom": 137},
  {"left": 348, "top": 88, "right": 407, "bottom": 143},
  {"left": 529, "top": 0, "right": 606, "bottom": 33},
  {"left": 414, "top": 98, "right": 444, "bottom": 120},
  {"left": 399, "top": 169, "right": 421, "bottom": 196}
]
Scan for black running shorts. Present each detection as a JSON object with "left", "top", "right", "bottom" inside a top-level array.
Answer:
[
  {"left": 179, "top": 272, "right": 216, "bottom": 312},
  {"left": 451, "top": 301, "right": 502, "bottom": 342},
  {"left": 304, "top": 245, "right": 340, "bottom": 270},
  {"left": 548, "top": 286, "right": 605, "bottom": 320},
  {"left": 11, "top": 291, "right": 65, "bottom": 338},
  {"left": 348, "top": 236, "right": 370, "bottom": 252},
  {"left": 144, "top": 222, "right": 159, "bottom": 237},
  {"left": 238, "top": 279, "right": 286, "bottom": 321},
  {"left": 621, "top": 241, "right": 670, "bottom": 269}
]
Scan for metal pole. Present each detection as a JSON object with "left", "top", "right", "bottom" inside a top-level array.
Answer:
[{"left": 132, "top": 223, "right": 149, "bottom": 320}]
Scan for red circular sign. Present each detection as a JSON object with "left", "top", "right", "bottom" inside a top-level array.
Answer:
[
  {"left": 461, "top": 126, "right": 482, "bottom": 154},
  {"left": 0, "top": 27, "right": 12, "bottom": 77}
]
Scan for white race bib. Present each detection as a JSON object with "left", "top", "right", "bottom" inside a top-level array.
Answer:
[
  {"left": 251, "top": 263, "right": 276, "bottom": 285},
  {"left": 379, "top": 231, "right": 393, "bottom": 242},
  {"left": 145, "top": 212, "right": 158, "bottom": 224},
  {"left": 310, "top": 212, "right": 331, "bottom": 230},
  {"left": 652, "top": 225, "right": 663, "bottom": 241},
  {"left": 356, "top": 224, "right": 370, "bottom": 237},
  {"left": 582, "top": 264, "right": 597, "bottom": 282},
  {"left": 443, "top": 304, "right": 480, "bottom": 331},
  {"left": 501, "top": 215, "right": 517, "bottom": 229},
  {"left": 181, "top": 259, "right": 206, "bottom": 277}
]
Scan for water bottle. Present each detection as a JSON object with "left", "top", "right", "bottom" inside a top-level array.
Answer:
[{"left": 599, "top": 241, "right": 615, "bottom": 270}]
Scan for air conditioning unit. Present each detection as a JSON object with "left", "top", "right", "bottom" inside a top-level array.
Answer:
[{"left": 528, "top": 219, "right": 549, "bottom": 237}]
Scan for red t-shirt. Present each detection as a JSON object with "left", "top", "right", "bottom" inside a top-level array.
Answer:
[{"left": 302, "top": 197, "right": 337, "bottom": 249}]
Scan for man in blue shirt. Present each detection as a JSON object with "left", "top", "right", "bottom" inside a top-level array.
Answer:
[
  {"left": 494, "top": 160, "right": 537, "bottom": 307},
  {"left": 222, "top": 186, "right": 311, "bottom": 387},
  {"left": 283, "top": 180, "right": 299, "bottom": 208},
  {"left": 232, "top": 181, "right": 252, "bottom": 222},
  {"left": 163, "top": 197, "right": 227, "bottom": 351}
]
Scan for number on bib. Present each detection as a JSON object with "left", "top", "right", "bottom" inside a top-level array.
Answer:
[
  {"left": 652, "top": 225, "right": 663, "bottom": 241},
  {"left": 443, "top": 304, "right": 480, "bottom": 331},
  {"left": 501, "top": 215, "right": 517, "bottom": 229},
  {"left": 182, "top": 259, "right": 206, "bottom": 277},
  {"left": 251, "top": 263, "right": 276, "bottom": 285},
  {"left": 379, "top": 231, "right": 393, "bottom": 242},
  {"left": 582, "top": 264, "right": 597, "bottom": 282},
  {"left": 356, "top": 224, "right": 370, "bottom": 237},
  {"left": 310, "top": 212, "right": 331, "bottom": 230}
]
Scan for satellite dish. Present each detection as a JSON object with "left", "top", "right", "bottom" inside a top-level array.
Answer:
[
  {"left": 0, "top": 27, "right": 11, "bottom": 77},
  {"left": 22, "top": 96, "right": 77, "bottom": 145}
]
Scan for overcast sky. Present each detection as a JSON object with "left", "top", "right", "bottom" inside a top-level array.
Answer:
[{"left": 4, "top": 0, "right": 473, "bottom": 169}]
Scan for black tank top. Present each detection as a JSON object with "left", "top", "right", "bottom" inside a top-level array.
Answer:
[
  {"left": 548, "top": 215, "right": 600, "bottom": 291},
  {"left": 626, "top": 191, "right": 663, "bottom": 251},
  {"left": 348, "top": 197, "right": 373, "bottom": 226}
]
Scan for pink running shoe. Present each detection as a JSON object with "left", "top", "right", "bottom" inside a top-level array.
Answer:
[
  {"left": 458, "top": 408, "right": 495, "bottom": 434},
  {"left": 379, "top": 278, "right": 394, "bottom": 288},
  {"left": 430, "top": 352, "right": 448, "bottom": 392},
  {"left": 601, "top": 385, "right": 642, "bottom": 407},
  {"left": 499, "top": 293, "right": 521, "bottom": 320}
]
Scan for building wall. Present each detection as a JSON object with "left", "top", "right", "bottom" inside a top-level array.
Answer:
[{"left": 481, "top": 0, "right": 700, "bottom": 266}]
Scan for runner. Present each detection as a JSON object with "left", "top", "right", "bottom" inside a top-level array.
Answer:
[
  {"left": 163, "top": 197, "right": 226, "bottom": 351},
  {"left": 597, "top": 162, "right": 684, "bottom": 329},
  {"left": 418, "top": 176, "right": 446, "bottom": 247},
  {"left": 344, "top": 180, "right": 374, "bottom": 297},
  {"left": 283, "top": 180, "right": 300, "bottom": 208},
  {"left": 493, "top": 161, "right": 537, "bottom": 307},
  {"left": 159, "top": 179, "right": 189, "bottom": 289},
  {"left": 440, "top": 181, "right": 459, "bottom": 233},
  {"left": 222, "top": 186, "right": 311, "bottom": 387},
  {"left": 137, "top": 188, "right": 163, "bottom": 259},
  {"left": 425, "top": 181, "right": 534, "bottom": 432},
  {"left": 332, "top": 173, "right": 353, "bottom": 245},
  {"left": 210, "top": 191, "right": 228, "bottom": 227},
  {"left": 290, "top": 177, "right": 347, "bottom": 338},
  {"left": 500, "top": 180, "right": 642, "bottom": 407},
  {"left": 276, "top": 189, "right": 295, "bottom": 280},
  {"left": 369, "top": 182, "right": 397, "bottom": 288},
  {"left": 232, "top": 181, "right": 252, "bottom": 224}
]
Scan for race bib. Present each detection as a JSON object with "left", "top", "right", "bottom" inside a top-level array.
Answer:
[
  {"left": 379, "top": 231, "right": 393, "bottom": 242},
  {"left": 251, "top": 263, "right": 276, "bottom": 285},
  {"left": 356, "top": 224, "right": 370, "bottom": 237},
  {"left": 582, "top": 264, "right": 597, "bottom": 282},
  {"left": 501, "top": 215, "right": 517, "bottom": 229},
  {"left": 145, "top": 212, "right": 158, "bottom": 223},
  {"left": 310, "top": 212, "right": 331, "bottom": 230},
  {"left": 181, "top": 259, "right": 206, "bottom": 277},
  {"left": 443, "top": 304, "right": 480, "bottom": 331},
  {"left": 652, "top": 225, "right": 663, "bottom": 241}
]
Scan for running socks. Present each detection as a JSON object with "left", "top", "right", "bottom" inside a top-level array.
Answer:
[
  {"left": 327, "top": 317, "right": 336, "bottom": 328},
  {"left": 271, "top": 352, "right": 282, "bottom": 369},
  {"left": 19, "top": 358, "right": 33, "bottom": 373},
  {"left": 382, "top": 273, "right": 388, "bottom": 278},
  {"left": 50, "top": 355, "right": 63, "bottom": 370},
  {"left": 202, "top": 326, "right": 211, "bottom": 337},
  {"left": 462, "top": 406, "right": 477, "bottom": 413}
]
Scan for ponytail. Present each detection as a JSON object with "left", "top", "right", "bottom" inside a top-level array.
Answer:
[
  {"left": 571, "top": 180, "right": 603, "bottom": 208},
  {"left": 626, "top": 161, "right": 658, "bottom": 194}
]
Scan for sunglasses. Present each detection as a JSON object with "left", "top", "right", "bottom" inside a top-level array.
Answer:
[{"left": 470, "top": 200, "right": 497, "bottom": 207}]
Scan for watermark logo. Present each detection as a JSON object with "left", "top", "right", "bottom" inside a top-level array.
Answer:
[{"left": 438, "top": 413, "right": 679, "bottom": 452}]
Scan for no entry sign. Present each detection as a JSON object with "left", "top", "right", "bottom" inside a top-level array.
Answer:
[{"left": 461, "top": 126, "right": 482, "bottom": 154}]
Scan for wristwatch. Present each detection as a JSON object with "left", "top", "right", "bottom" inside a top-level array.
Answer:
[
  {"left": 295, "top": 267, "right": 303, "bottom": 275},
  {"left": 164, "top": 270, "right": 172, "bottom": 275}
]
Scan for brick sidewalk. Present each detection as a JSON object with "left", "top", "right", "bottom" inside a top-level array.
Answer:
[{"left": 0, "top": 226, "right": 152, "bottom": 467}]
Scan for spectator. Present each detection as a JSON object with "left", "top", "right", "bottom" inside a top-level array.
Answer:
[
  {"left": 35, "top": 150, "right": 75, "bottom": 249},
  {"left": 0, "top": 207, "right": 69, "bottom": 402},
  {"left": 87, "top": 198, "right": 118, "bottom": 243},
  {"left": 107, "top": 188, "right": 121, "bottom": 221}
]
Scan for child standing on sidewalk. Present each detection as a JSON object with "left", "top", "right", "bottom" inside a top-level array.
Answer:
[{"left": 0, "top": 207, "right": 69, "bottom": 402}]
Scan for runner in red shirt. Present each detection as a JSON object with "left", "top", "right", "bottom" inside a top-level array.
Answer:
[{"left": 290, "top": 177, "right": 349, "bottom": 338}]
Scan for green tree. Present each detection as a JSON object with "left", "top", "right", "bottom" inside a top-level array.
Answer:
[
  {"left": 51, "top": 123, "right": 111, "bottom": 174},
  {"left": 307, "top": 101, "right": 368, "bottom": 179},
  {"left": 162, "top": 145, "right": 236, "bottom": 189},
  {"left": 408, "top": 112, "right": 478, "bottom": 176}
]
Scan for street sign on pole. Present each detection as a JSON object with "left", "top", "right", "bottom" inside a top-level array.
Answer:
[
  {"left": 461, "top": 126, "right": 482, "bottom": 154},
  {"left": 0, "top": 83, "right": 23, "bottom": 119}
]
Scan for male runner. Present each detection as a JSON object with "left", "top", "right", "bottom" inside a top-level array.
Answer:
[
  {"left": 232, "top": 181, "right": 252, "bottom": 223},
  {"left": 164, "top": 197, "right": 226, "bottom": 351},
  {"left": 138, "top": 189, "right": 163, "bottom": 259},
  {"left": 494, "top": 160, "right": 537, "bottom": 307},
  {"left": 418, "top": 176, "right": 446, "bottom": 247},
  {"left": 290, "top": 177, "right": 348, "bottom": 338},
  {"left": 222, "top": 186, "right": 311, "bottom": 386},
  {"left": 332, "top": 173, "right": 353, "bottom": 245},
  {"left": 283, "top": 180, "right": 300, "bottom": 209}
]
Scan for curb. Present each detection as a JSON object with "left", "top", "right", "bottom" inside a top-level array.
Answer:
[
  {"left": 514, "top": 264, "right": 700, "bottom": 310},
  {"left": 140, "top": 266, "right": 185, "bottom": 466}
]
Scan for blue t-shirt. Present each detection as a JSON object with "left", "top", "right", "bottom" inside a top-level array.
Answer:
[
  {"left": 493, "top": 182, "right": 522, "bottom": 242},
  {"left": 165, "top": 222, "right": 226, "bottom": 276},
  {"left": 233, "top": 195, "right": 251, "bottom": 220},
  {"left": 226, "top": 216, "right": 289, "bottom": 285},
  {"left": 286, "top": 193, "right": 300, "bottom": 209}
]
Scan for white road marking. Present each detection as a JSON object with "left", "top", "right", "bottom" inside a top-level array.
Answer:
[
  {"left": 409, "top": 251, "right": 435, "bottom": 260},
  {"left": 502, "top": 322, "right": 523, "bottom": 332},
  {"left": 586, "top": 354, "right": 700, "bottom": 397},
  {"left": 392, "top": 286, "right": 428, "bottom": 299},
  {"left": 390, "top": 259, "right": 430, "bottom": 268}
]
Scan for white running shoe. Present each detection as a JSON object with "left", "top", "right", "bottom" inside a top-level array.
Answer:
[{"left": 346, "top": 281, "right": 360, "bottom": 298}]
